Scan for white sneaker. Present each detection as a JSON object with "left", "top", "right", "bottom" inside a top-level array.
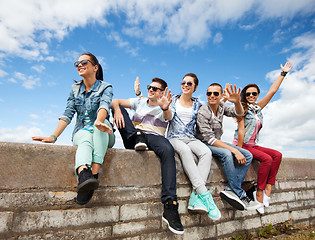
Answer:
[
  {"left": 253, "top": 191, "right": 264, "bottom": 214},
  {"left": 263, "top": 191, "right": 271, "bottom": 207}
]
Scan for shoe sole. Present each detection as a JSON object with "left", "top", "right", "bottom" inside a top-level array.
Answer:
[
  {"left": 220, "top": 191, "right": 245, "bottom": 211},
  {"left": 77, "top": 179, "right": 99, "bottom": 193},
  {"left": 162, "top": 216, "right": 184, "bottom": 235},
  {"left": 134, "top": 143, "right": 147, "bottom": 151},
  {"left": 188, "top": 205, "right": 208, "bottom": 213},
  {"left": 76, "top": 190, "right": 94, "bottom": 205}
]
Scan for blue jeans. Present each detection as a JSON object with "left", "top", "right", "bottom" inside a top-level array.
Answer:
[{"left": 205, "top": 142, "right": 253, "bottom": 198}]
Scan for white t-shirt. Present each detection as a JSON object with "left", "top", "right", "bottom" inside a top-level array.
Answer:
[
  {"left": 175, "top": 101, "right": 193, "bottom": 125},
  {"left": 129, "top": 97, "right": 170, "bottom": 136}
]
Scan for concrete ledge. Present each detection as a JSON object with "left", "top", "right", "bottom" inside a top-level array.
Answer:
[
  {"left": 0, "top": 142, "right": 314, "bottom": 239},
  {"left": 1, "top": 142, "right": 314, "bottom": 190}
]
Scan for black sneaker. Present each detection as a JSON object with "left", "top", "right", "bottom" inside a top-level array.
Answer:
[
  {"left": 77, "top": 167, "right": 99, "bottom": 193},
  {"left": 76, "top": 174, "right": 98, "bottom": 205},
  {"left": 162, "top": 199, "right": 184, "bottom": 234},
  {"left": 220, "top": 190, "right": 245, "bottom": 210},
  {"left": 134, "top": 131, "right": 147, "bottom": 151},
  {"left": 240, "top": 195, "right": 262, "bottom": 211}
]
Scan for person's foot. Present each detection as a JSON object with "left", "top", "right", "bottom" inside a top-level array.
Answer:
[
  {"left": 253, "top": 190, "right": 265, "bottom": 214},
  {"left": 241, "top": 195, "right": 263, "bottom": 211},
  {"left": 220, "top": 190, "right": 245, "bottom": 210},
  {"left": 134, "top": 131, "right": 147, "bottom": 151},
  {"left": 76, "top": 174, "right": 99, "bottom": 205},
  {"left": 162, "top": 199, "right": 184, "bottom": 234},
  {"left": 77, "top": 166, "right": 99, "bottom": 193},
  {"left": 198, "top": 190, "right": 221, "bottom": 221},
  {"left": 263, "top": 190, "right": 271, "bottom": 207},
  {"left": 188, "top": 192, "right": 207, "bottom": 213}
]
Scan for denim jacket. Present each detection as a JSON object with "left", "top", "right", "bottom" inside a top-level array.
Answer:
[
  {"left": 167, "top": 95, "right": 202, "bottom": 139},
  {"left": 234, "top": 104, "right": 263, "bottom": 143},
  {"left": 59, "top": 80, "right": 113, "bottom": 139}
]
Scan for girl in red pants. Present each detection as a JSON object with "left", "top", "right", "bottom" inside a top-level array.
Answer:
[{"left": 233, "top": 61, "right": 293, "bottom": 214}]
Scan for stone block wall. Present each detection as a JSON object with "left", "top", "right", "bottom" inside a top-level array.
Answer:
[{"left": 0, "top": 142, "right": 314, "bottom": 239}]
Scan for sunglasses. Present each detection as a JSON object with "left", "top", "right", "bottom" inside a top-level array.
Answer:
[
  {"left": 147, "top": 85, "right": 163, "bottom": 92},
  {"left": 246, "top": 92, "right": 258, "bottom": 97},
  {"left": 207, "top": 91, "right": 220, "bottom": 97},
  {"left": 181, "top": 81, "right": 193, "bottom": 87},
  {"left": 74, "top": 59, "right": 95, "bottom": 68}
]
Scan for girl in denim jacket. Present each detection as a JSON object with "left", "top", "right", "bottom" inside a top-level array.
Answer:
[
  {"left": 233, "top": 62, "right": 292, "bottom": 214},
  {"left": 33, "top": 52, "right": 115, "bottom": 205}
]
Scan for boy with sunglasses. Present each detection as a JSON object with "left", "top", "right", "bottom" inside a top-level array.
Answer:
[
  {"left": 196, "top": 83, "right": 260, "bottom": 211},
  {"left": 110, "top": 77, "right": 184, "bottom": 235}
]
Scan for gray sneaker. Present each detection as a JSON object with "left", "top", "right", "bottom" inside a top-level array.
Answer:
[
  {"left": 220, "top": 190, "right": 245, "bottom": 210},
  {"left": 241, "top": 195, "right": 262, "bottom": 211}
]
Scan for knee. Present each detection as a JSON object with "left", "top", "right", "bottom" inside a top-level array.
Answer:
[
  {"left": 220, "top": 150, "right": 234, "bottom": 162},
  {"left": 275, "top": 151, "right": 282, "bottom": 162},
  {"left": 164, "top": 143, "right": 175, "bottom": 156},
  {"left": 263, "top": 156, "right": 273, "bottom": 167}
]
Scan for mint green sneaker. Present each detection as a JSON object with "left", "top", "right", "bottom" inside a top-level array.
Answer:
[
  {"left": 198, "top": 190, "right": 221, "bottom": 221},
  {"left": 188, "top": 192, "right": 207, "bottom": 213}
]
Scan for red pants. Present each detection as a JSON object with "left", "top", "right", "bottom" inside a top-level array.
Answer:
[{"left": 242, "top": 145, "right": 282, "bottom": 190}]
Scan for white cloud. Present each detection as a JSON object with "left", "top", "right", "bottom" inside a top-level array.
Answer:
[
  {"left": 32, "top": 64, "right": 46, "bottom": 73},
  {"left": 1, "top": 0, "right": 314, "bottom": 60},
  {"left": 0, "top": 69, "right": 8, "bottom": 78},
  {"left": 8, "top": 78, "right": 17, "bottom": 84},
  {"left": 29, "top": 114, "right": 40, "bottom": 120},
  {"left": 0, "top": 126, "right": 43, "bottom": 143},
  {"left": 107, "top": 31, "right": 139, "bottom": 56},
  {"left": 213, "top": 32, "right": 223, "bottom": 44},
  {"left": 13, "top": 72, "right": 41, "bottom": 89}
]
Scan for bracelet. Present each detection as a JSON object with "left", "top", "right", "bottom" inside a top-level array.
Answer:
[
  {"left": 161, "top": 107, "right": 169, "bottom": 111},
  {"left": 281, "top": 71, "right": 287, "bottom": 77},
  {"left": 50, "top": 134, "right": 57, "bottom": 143},
  {"left": 136, "top": 91, "right": 141, "bottom": 96}
]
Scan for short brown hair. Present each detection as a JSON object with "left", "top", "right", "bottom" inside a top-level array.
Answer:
[
  {"left": 208, "top": 83, "right": 223, "bottom": 93},
  {"left": 152, "top": 78, "right": 167, "bottom": 90}
]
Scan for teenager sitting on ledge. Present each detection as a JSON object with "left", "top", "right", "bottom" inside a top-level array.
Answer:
[
  {"left": 110, "top": 77, "right": 184, "bottom": 235},
  {"left": 32, "top": 52, "right": 115, "bottom": 205}
]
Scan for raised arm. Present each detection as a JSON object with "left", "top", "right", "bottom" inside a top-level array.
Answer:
[
  {"left": 134, "top": 76, "right": 141, "bottom": 96},
  {"left": 157, "top": 87, "right": 173, "bottom": 121},
  {"left": 258, "top": 61, "right": 293, "bottom": 109},
  {"left": 224, "top": 84, "right": 244, "bottom": 116}
]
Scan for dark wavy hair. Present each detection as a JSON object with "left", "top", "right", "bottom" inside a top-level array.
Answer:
[
  {"left": 81, "top": 52, "right": 103, "bottom": 81},
  {"left": 237, "top": 83, "right": 260, "bottom": 121}
]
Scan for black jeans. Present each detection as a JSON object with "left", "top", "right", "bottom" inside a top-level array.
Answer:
[{"left": 113, "top": 105, "right": 177, "bottom": 202}]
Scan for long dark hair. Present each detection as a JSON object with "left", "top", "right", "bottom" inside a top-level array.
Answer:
[
  {"left": 81, "top": 52, "right": 103, "bottom": 81},
  {"left": 237, "top": 83, "right": 260, "bottom": 121}
]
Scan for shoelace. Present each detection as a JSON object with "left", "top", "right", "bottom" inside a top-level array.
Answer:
[{"left": 241, "top": 196, "right": 251, "bottom": 204}]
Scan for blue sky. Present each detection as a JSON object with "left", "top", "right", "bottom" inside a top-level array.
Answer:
[{"left": 1, "top": 0, "right": 315, "bottom": 159}]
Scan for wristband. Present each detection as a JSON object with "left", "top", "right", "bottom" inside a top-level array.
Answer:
[
  {"left": 50, "top": 134, "right": 57, "bottom": 143},
  {"left": 136, "top": 91, "right": 141, "bottom": 96},
  {"left": 281, "top": 71, "right": 287, "bottom": 77},
  {"left": 161, "top": 107, "right": 169, "bottom": 111}
]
